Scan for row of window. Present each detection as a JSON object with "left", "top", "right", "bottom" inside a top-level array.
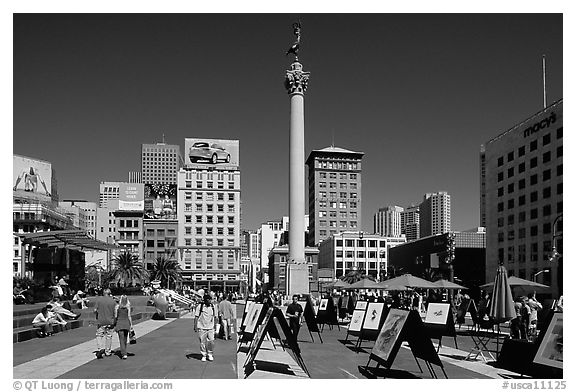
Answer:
[
  {"left": 318, "top": 182, "right": 358, "bottom": 189},
  {"left": 497, "top": 166, "right": 563, "bottom": 196},
  {"left": 184, "top": 226, "right": 235, "bottom": 235},
  {"left": 497, "top": 128, "right": 563, "bottom": 167},
  {"left": 145, "top": 229, "right": 176, "bottom": 237},
  {"left": 184, "top": 238, "right": 236, "bottom": 247},
  {"left": 184, "top": 204, "right": 236, "bottom": 213},
  {"left": 317, "top": 193, "right": 358, "bottom": 200},
  {"left": 188, "top": 274, "right": 239, "bottom": 280},
  {"left": 318, "top": 172, "right": 358, "bottom": 180},
  {"left": 145, "top": 239, "right": 176, "bottom": 248},
  {"left": 497, "top": 202, "right": 562, "bottom": 227},
  {"left": 319, "top": 220, "right": 359, "bottom": 228},
  {"left": 319, "top": 211, "right": 358, "bottom": 219},
  {"left": 184, "top": 172, "right": 236, "bottom": 181},
  {"left": 185, "top": 214, "right": 234, "bottom": 224},
  {"left": 498, "top": 240, "right": 561, "bottom": 264},
  {"left": 336, "top": 239, "right": 388, "bottom": 247},
  {"left": 316, "top": 160, "right": 359, "bottom": 170},
  {"left": 497, "top": 220, "right": 560, "bottom": 243},
  {"left": 497, "top": 185, "right": 562, "bottom": 212},
  {"left": 185, "top": 192, "right": 235, "bottom": 201},
  {"left": 335, "top": 250, "right": 386, "bottom": 259},
  {"left": 497, "top": 149, "right": 562, "bottom": 182},
  {"left": 184, "top": 181, "right": 235, "bottom": 189},
  {"left": 119, "top": 219, "right": 139, "bottom": 228}
]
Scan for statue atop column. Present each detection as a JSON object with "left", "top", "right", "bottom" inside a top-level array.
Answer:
[
  {"left": 284, "top": 22, "right": 310, "bottom": 95},
  {"left": 286, "top": 22, "right": 301, "bottom": 61}
]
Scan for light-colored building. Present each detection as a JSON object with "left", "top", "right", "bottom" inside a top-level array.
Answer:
[
  {"left": 99, "top": 181, "right": 122, "bottom": 208},
  {"left": 257, "top": 216, "right": 309, "bottom": 273},
  {"left": 419, "top": 191, "right": 451, "bottom": 238},
  {"left": 143, "top": 219, "right": 178, "bottom": 271},
  {"left": 306, "top": 146, "right": 364, "bottom": 246},
  {"left": 141, "top": 143, "right": 181, "bottom": 184},
  {"left": 59, "top": 200, "right": 98, "bottom": 238},
  {"left": 176, "top": 162, "right": 242, "bottom": 291},
  {"left": 400, "top": 204, "right": 420, "bottom": 242},
  {"left": 374, "top": 205, "right": 403, "bottom": 237},
  {"left": 317, "top": 231, "right": 406, "bottom": 283},
  {"left": 481, "top": 99, "right": 563, "bottom": 298}
]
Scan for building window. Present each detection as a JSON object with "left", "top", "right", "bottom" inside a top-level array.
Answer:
[
  {"left": 518, "top": 146, "right": 525, "bottom": 157},
  {"left": 497, "top": 156, "right": 504, "bottom": 166},
  {"left": 507, "top": 199, "right": 514, "bottom": 209},
  {"left": 543, "top": 133, "right": 551, "bottom": 145},
  {"left": 543, "top": 169, "right": 551, "bottom": 181},
  {"left": 518, "top": 211, "right": 526, "bottom": 223},
  {"left": 530, "top": 174, "right": 538, "bottom": 186},
  {"left": 497, "top": 202, "right": 504, "bottom": 212},
  {"left": 557, "top": 183, "right": 562, "bottom": 195},
  {"left": 543, "top": 151, "right": 551, "bottom": 163},
  {"left": 507, "top": 151, "right": 514, "bottom": 162},
  {"left": 530, "top": 140, "right": 537, "bottom": 152},
  {"left": 507, "top": 167, "right": 514, "bottom": 178},
  {"left": 543, "top": 187, "right": 551, "bottom": 199},
  {"left": 530, "top": 157, "right": 538, "bottom": 169},
  {"left": 497, "top": 172, "right": 503, "bottom": 182},
  {"left": 518, "top": 195, "right": 526, "bottom": 206},
  {"left": 497, "top": 217, "right": 504, "bottom": 227},
  {"left": 530, "top": 208, "right": 538, "bottom": 220},
  {"left": 518, "top": 179, "right": 525, "bottom": 190},
  {"left": 530, "top": 226, "right": 538, "bottom": 237},
  {"left": 557, "top": 146, "right": 563, "bottom": 158},
  {"left": 557, "top": 164, "right": 563, "bottom": 176},
  {"left": 507, "top": 183, "right": 514, "bottom": 194},
  {"left": 497, "top": 187, "right": 504, "bottom": 197},
  {"left": 518, "top": 162, "right": 525, "bottom": 173},
  {"left": 543, "top": 205, "right": 552, "bottom": 217},
  {"left": 530, "top": 191, "right": 538, "bottom": 203}
]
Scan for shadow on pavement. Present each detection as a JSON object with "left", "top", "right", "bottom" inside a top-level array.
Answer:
[
  {"left": 358, "top": 365, "right": 421, "bottom": 379},
  {"left": 185, "top": 353, "right": 203, "bottom": 361}
]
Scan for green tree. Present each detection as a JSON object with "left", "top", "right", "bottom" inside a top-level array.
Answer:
[
  {"left": 109, "top": 251, "right": 149, "bottom": 287},
  {"left": 340, "top": 269, "right": 374, "bottom": 284},
  {"left": 151, "top": 255, "right": 182, "bottom": 290}
]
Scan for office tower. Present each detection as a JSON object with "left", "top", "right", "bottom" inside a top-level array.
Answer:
[
  {"left": 306, "top": 146, "right": 364, "bottom": 246},
  {"left": 400, "top": 204, "right": 420, "bottom": 242},
  {"left": 419, "top": 191, "right": 451, "bottom": 238},
  {"left": 141, "top": 143, "right": 181, "bottom": 185},
  {"left": 374, "top": 205, "right": 404, "bottom": 237}
]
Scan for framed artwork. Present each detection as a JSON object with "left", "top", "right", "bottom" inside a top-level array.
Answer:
[
  {"left": 372, "top": 308, "right": 410, "bottom": 362},
  {"left": 362, "top": 302, "right": 385, "bottom": 330},
  {"left": 297, "top": 301, "right": 308, "bottom": 313},
  {"left": 533, "top": 313, "right": 563, "bottom": 369},
  {"left": 424, "top": 303, "right": 451, "bottom": 325},
  {"left": 349, "top": 309, "right": 366, "bottom": 332},
  {"left": 243, "top": 300, "right": 255, "bottom": 315},
  {"left": 319, "top": 298, "right": 329, "bottom": 311},
  {"left": 355, "top": 301, "right": 368, "bottom": 310},
  {"left": 244, "top": 303, "right": 264, "bottom": 334}
]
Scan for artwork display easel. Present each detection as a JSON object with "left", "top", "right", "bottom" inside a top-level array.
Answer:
[
  {"left": 456, "top": 298, "right": 478, "bottom": 329},
  {"left": 355, "top": 302, "right": 387, "bottom": 352},
  {"left": 423, "top": 303, "right": 458, "bottom": 352},
  {"left": 243, "top": 306, "right": 310, "bottom": 378},
  {"left": 238, "top": 302, "right": 270, "bottom": 349},
  {"left": 297, "top": 295, "right": 323, "bottom": 343},
  {"left": 239, "top": 299, "right": 255, "bottom": 331},
  {"left": 364, "top": 309, "right": 447, "bottom": 379},
  {"left": 343, "top": 308, "right": 366, "bottom": 344},
  {"left": 316, "top": 296, "right": 340, "bottom": 331}
]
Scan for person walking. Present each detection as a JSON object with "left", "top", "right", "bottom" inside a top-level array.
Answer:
[
  {"left": 218, "top": 294, "right": 234, "bottom": 340},
  {"left": 527, "top": 291, "right": 543, "bottom": 340},
  {"left": 194, "top": 294, "right": 217, "bottom": 362},
  {"left": 114, "top": 295, "right": 133, "bottom": 360},
  {"left": 94, "top": 288, "right": 117, "bottom": 359},
  {"left": 286, "top": 295, "right": 304, "bottom": 341}
]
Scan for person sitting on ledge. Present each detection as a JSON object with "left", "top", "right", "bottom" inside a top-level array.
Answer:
[
  {"left": 32, "top": 306, "right": 62, "bottom": 337},
  {"left": 47, "top": 297, "right": 81, "bottom": 320},
  {"left": 72, "top": 290, "right": 89, "bottom": 309}
]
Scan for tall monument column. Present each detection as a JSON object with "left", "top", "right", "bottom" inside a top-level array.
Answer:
[{"left": 284, "top": 23, "right": 310, "bottom": 296}]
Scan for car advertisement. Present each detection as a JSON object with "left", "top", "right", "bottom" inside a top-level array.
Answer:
[
  {"left": 144, "top": 183, "right": 177, "bottom": 219},
  {"left": 119, "top": 183, "right": 144, "bottom": 211},
  {"left": 13, "top": 155, "right": 53, "bottom": 202},
  {"left": 184, "top": 138, "right": 239, "bottom": 167}
]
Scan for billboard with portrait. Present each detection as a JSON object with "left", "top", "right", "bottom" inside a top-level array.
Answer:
[
  {"left": 144, "top": 183, "right": 177, "bottom": 219},
  {"left": 119, "top": 183, "right": 144, "bottom": 211},
  {"left": 185, "top": 138, "right": 239, "bottom": 167},
  {"left": 13, "top": 155, "right": 53, "bottom": 202}
]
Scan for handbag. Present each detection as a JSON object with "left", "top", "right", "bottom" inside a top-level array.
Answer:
[{"left": 129, "top": 328, "right": 137, "bottom": 344}]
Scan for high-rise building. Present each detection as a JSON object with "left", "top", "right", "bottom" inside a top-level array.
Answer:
[
  {"left": 141, "top": 143, "right": 181, "bottom": 184},
  {"left": 306, "top": 146, "right": 364, "bottom": 246},
  {"left": 419, "top": 191, "right": 451, "bottom": 238},
  {"left": 400, "top": 204, "right": 420, "bottom": 242},
  {"left": 177, "top": 138, "right": 241, "bottom": 291},
  {"left": 481, "top": 99, "right": 563, "bottom": 298},
  {"left": 374, "top": 205, "right": 404, "bottom": 237},
  {"left": 128, "top": 171, "right": 143, "bottom": 183}
]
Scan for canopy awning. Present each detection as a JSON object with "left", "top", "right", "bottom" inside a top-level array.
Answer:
[{"left": 19, "top": 230, "right": 116, "bottom": 252}]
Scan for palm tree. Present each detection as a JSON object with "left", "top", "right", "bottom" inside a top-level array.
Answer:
[
  {"left": 340, "top": 268, "right": 375, "bottom": 284},
  {"left": 151, "top": 255, "right": 182, "bottom": 290},
  {"left": 110, "top": 251, "right": 149, "bottom": 287}
]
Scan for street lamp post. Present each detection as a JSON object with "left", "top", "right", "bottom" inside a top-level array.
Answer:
[
  {"left": 548, "top": 213, "right": 563, "bottom": 296},
  {"left": 532, "top": 269, "right": 550, "bottom": 282}
]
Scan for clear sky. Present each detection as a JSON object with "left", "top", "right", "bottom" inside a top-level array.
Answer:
[{"left": 13, "top": 14, "right": 563, "bottom": 232}]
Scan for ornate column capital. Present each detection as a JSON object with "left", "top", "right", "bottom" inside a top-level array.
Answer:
[{"left": 284, "top": 62, "right": 310, "bottom": 96}]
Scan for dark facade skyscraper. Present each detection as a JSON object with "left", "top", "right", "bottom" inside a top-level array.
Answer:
[
  {"left": 306, "top": 146, "right": 364, "bottom": 246},
  {"left": 141, "top": 143, "right": 181, "bottom": 185}
]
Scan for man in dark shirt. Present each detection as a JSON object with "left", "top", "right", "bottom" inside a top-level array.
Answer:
[
  {"left": 94, "top": 288, "right": 117, "bottom": 358},
  {"left": 286, "top": 295, "right": 303, "bottom": 340}
]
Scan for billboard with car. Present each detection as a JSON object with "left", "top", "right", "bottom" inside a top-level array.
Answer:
[
  {"left": 119, "top": 183, "right": 144, "bottom": 211},
  {"left": 13, "top": 155, "right": 53, "bottom": 203},
  {"left": 144, "top": 183, "right": 177, "bottom": 219},
  {"left": 184, "top": 138, "right": 239, "bottom": 167}
]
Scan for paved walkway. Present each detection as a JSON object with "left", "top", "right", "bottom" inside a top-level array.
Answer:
[{"left": 13, "top": 314, "right": 237, "bottom": 379}]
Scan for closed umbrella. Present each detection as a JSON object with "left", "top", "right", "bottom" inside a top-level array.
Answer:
[
  {"left": 378, "top": 273, "right": 438, "bottom": 289},
  {"left": 489, "top": 264, "right": 516, "bottom": 358},
  {"left": 434, "top": 279, "right": 468, "bottom": 290}
]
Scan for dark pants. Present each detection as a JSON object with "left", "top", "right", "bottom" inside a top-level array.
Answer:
[
  {"left": 33, "top": 321, "right": 54, "bottom": 335},
  {"left": 117, "top": 330, "right": 129, "bottom": 356},
  {"left": 289, "top": 320, "right": 300, "bottom": 340}
]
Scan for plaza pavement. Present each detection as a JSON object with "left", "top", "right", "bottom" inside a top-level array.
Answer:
[{"left": 13, "top": 305, "right": 525, "bottom": 380}]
